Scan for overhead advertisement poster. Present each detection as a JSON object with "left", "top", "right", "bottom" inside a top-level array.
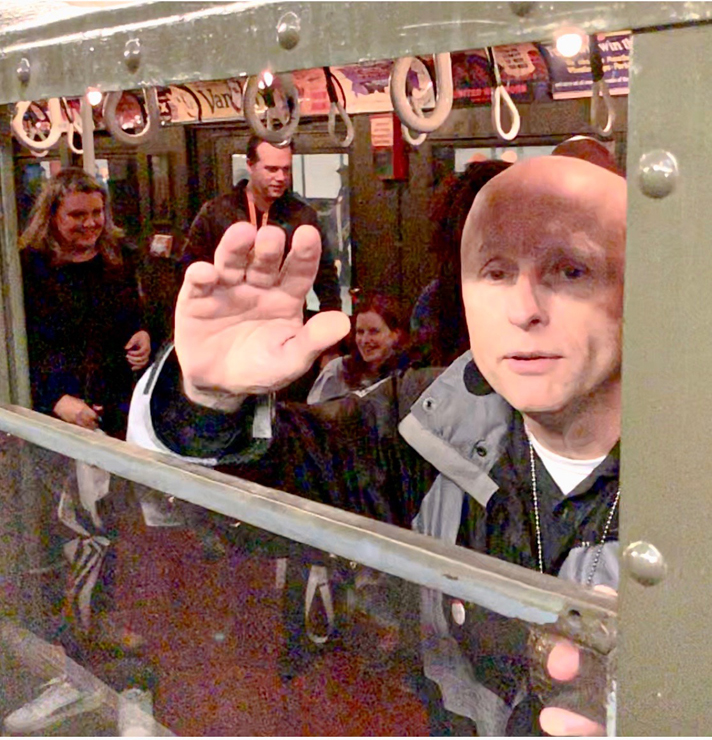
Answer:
[
  {"left": 330, "top": 58, "right": 435, "bottom": 114},
  {"left": 538, "top": 32, "right": 631, "bottom": 99},
  {"left": 451, "top": 44, "right": 550, "bottom": 104},
  {"left": 157, "top": 79, "right": 244, "bottom": 123},
  {"left": 156, "top": 34, "right": 631, "bottom": 126}
]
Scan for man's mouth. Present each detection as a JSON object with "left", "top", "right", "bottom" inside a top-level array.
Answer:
[
  {"left": 503, "top": 352, "right": 562, "bottom": 374},
  {"left": 505, "top": 352, "right": 561, "bottom": 360}
]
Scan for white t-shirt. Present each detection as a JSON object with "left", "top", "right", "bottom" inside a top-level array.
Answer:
[{"left": 527, "top": 431, "right": 607, "bottom": 496}]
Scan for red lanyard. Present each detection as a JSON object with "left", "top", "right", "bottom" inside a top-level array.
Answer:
[{"left": 247, "top": 192, "right": 269, "bottom": 229}]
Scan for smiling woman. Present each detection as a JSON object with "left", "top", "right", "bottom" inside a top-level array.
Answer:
[
  {"left": 16, "top": 166, "right": 152, "bottom": 661},
  {"left": 307, "top": 293, "right": 409, "bottom": 404}
]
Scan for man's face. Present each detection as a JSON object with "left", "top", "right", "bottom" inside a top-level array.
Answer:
[
  {"left": 461, "top": 157, "right": 626, "bottom": 416},
  {"left": 247, "top": 142, "right": 292, "bottom": 204}
]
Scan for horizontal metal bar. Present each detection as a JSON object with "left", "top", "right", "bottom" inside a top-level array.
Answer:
[
  {"left": 0, "top": 2, "right": 711, "bottom": 104},
  {"left": 0, "top": 404, "right": 615, "bottom": 625}
]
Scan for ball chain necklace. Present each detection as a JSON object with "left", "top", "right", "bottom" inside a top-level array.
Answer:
[{"left": 528, "top": 440, "right": 620, "bottom": 586}]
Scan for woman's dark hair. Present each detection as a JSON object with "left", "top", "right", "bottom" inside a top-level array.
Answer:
[
  {"left": 343, "top": 292, "right": 408, "bottom": 389},
  {"left": 412, "top": 159, "right": 512, "bottom": 366},
  {"left": 19, "top": 167, "right": 124, "bottom": 266}
]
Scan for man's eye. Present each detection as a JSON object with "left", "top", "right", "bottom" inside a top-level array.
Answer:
[
  {"left": 482, "top": 267, "right": 509, "bottom": 282},
  {"left": 559, "top": 264, "right": 588, "bottom": 280}
]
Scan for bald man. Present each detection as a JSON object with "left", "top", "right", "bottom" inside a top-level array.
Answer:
[{"left": 128, "top": 156, "right": 625, "bottom": 735}]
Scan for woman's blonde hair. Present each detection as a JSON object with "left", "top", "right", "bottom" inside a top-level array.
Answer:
[{"left": 19, "top": 167, "right": 124, "bottom": 265}]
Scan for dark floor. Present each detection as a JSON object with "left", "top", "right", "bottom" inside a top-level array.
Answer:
[{"left": 100, "top": 517, "right": 430, "bottom": 736}]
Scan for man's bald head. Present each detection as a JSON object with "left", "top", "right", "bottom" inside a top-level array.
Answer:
[
  {"left": 459, "top": 156, "right": 627, "bottom": 419},
  {"left": 462, "top": 156, "right": 627, "bottom": 275}
]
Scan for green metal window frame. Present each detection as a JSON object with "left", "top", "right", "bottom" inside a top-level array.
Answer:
[{"left": 1, "top": 2, "right": 712, "bottom": 733}]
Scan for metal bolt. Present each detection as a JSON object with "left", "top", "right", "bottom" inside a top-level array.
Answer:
[
  {"left": 622, "top": 540, "right": 667, "bottom": 586},
  {"left": 510, "top": 2, "right": 535, "bottom": 17},
  {"left": 123, "top": 38, "right": 142, "bottom": 72},
  {"left": 276, "top": 11, "right": 301, "bottom": 50},
  {"left": 16, "top": 58, "right": 30, "bottom": 85},
  {"left": 638, "top": 149, "right": 678, "bottom": 199}
]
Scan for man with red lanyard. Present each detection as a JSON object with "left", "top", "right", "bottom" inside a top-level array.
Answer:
[{"left": 179, "top": 135, "right": 341, "bottom": 312}]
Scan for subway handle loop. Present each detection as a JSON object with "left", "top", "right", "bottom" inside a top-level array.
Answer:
[
  {"left": 328, "top": 102, "right": 354, "bottom": 148},
  {"left": 102, "top": 87, "right": 160, "bottom": 146},
  {"left": 487, "top": 48, "right": 521, "bottom": 142},
  {"left": 401, "top": 95, "right": 427, "bottom": 147},
  {"left": 390, "top": 53, "right": 453, "bottom": 134},
  {"left": 402, "top": 126, "right": 427, "bottom": 146},
  {"left": 12, "top": 98, "right": 65, "bottom": 151},
  {"left": 589, "top": 35, "right": 615, "bottom": 137},
  {"left": 323, "top": 67, "right": 354, "bottom": 148},
  {"left": 244, "top": 73, "right": 300, "bottom": 146},
  {"left": 61, "top": 98, "right": 83, "bottom": 155}
]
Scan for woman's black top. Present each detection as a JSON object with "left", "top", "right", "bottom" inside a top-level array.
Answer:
[{"left": 21, "top": 246, "right": 143, "bottom": 437}]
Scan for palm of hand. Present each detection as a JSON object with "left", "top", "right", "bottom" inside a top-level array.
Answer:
[{"left": 175, "top": 222, "right": 350, "bottom": 400}]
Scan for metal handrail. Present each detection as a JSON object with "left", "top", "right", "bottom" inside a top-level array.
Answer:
[{"left": 0, "top": 404, "right": 616, "bottom": 626}]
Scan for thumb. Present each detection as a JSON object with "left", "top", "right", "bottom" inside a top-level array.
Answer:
[{"left": 294, "top": 311, "right": 351, "bottom": 362}]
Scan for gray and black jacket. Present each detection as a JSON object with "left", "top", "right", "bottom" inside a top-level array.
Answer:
[{"left": 127, "top": 348, "right": 619, "bottom": 734}]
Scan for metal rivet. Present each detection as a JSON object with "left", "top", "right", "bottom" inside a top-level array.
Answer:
[
  {"left": 510, "top": 1, "right": 535, "bottom": 17},
  {"left": 423, "top": 397, "right": 436, "bottom": 411},
  {"left": 16, "top": 58, "right": 30, "bottom": 85},
  {"left": 638, "top": 150, "right": 678, "bottom": 199},
  {"left": 622, "top": 541, "right": 667, "bottom": 586},
  {"left": 276, "top": 11, "right": 301, "bottom": 50},
  {"left": 123, "top": 38, "right": 142, "bottom": 72},
  {"left": 451, "top": 600, "right": 466, "bottom": 626}
]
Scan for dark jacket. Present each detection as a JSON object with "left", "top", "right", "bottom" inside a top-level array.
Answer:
[
  {"left": 180, "top": 180, "right": 341, "bottom": 311},
  {"left": 22, "top": 246, "right": 143, "bottom": 436},
  {"left": 128, "top": 348, "right": 619, "bottom": 734}
]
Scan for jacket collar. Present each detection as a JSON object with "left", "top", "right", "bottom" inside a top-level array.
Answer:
[{"left": 399, "top": 352, "right": 512, "bottom": 507}]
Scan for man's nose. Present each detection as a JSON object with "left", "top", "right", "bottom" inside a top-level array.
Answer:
[{"left": 507, "top": 274, "right": 548, "bottom": 329}]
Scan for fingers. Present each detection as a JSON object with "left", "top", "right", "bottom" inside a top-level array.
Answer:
[
  {"left": 286, "top": 311, "right": 351, "bottom": 368},
  {"left": 244, "top": 226, "right": 286, "bottom": 288},
  {"left": 180, "top": 261, "right": 220, "bottom": 302},
  {"left": 278, "top": 225, "right": 322, "bottom": 300},
  {"left": 214, "top": 222, "right": 258, "bottom": 286},
  {"left": 546, "top": 640, "right": 580, "bottom": 681},
  {"left": 539, "top": 707, "right": 605, "bottom": 737}
]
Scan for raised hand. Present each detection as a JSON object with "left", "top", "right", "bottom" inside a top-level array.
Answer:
[{"left": 175, "top": 222, "right": 351, "bottom": 410}]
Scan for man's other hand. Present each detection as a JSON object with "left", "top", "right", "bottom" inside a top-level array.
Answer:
[
  {"left": 175, "top": 223, "right": 351, "bottom": 410},
  {"left": 539, "top": 585, "right": 616, "bottom": 737}
]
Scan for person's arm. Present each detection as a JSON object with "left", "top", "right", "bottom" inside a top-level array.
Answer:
[
  {"left": 298, "top": 205, "right": 342, "bottom": 312},
  {"left": 178, "top": 201, "right": 220, "bottom": 269}
]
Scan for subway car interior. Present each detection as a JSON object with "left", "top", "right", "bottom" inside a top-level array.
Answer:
[{"left": 0, "top": 1, "right": 710, "bottom": 736}]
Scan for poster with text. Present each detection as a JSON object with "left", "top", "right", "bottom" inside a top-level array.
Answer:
[{"left": 539, "top": 32, "right": 630, "bottom": 99}]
